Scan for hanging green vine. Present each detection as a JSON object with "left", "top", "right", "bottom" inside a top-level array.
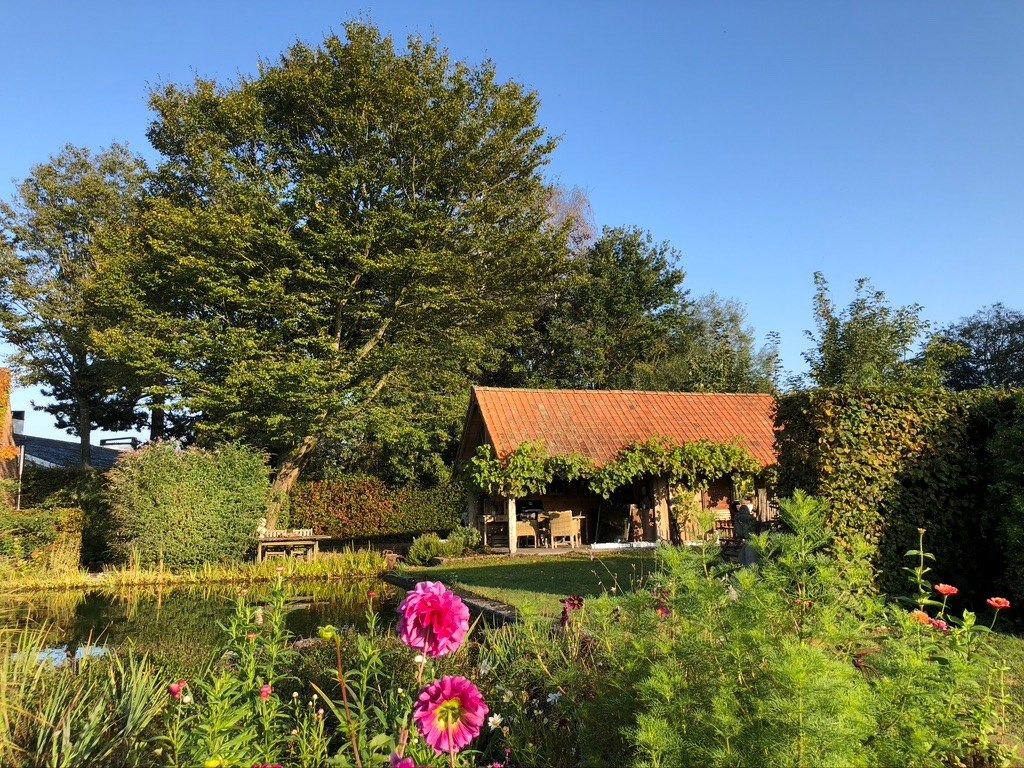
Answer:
[{"left": 466, "top": 436, "right": 764, "bottom": 499}]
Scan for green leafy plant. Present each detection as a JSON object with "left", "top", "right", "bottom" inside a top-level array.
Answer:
[
  {"left": 107, "top": 442, "right": 270, "bottom": 569},
  {"left": 289, "top": 476, "right": 464, "bottom": 541}
]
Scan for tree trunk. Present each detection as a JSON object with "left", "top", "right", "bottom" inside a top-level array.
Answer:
[
  {"left": 78, "top": 400, "right": 92, "bottom": 468},
  {"left": 149, "top": 394, "right": 165, "bottom": 442},
  {"left": 265, "top": 434, "right": 319, "bottom": 529}
]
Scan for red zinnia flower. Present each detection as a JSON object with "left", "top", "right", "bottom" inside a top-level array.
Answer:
[
  {"left": 934, "top": 583, "right": 958, "bottom": 597},
  {"left": 987, "top": 597, "right": 1011, "bottom": 611}
]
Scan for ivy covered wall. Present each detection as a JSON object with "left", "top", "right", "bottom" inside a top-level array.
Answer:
[{"left": 776, "top": 387, "right": 1024, "bottom": 600}]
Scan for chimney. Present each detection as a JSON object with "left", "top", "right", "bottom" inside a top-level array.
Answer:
[{"left": 11, "top": 411, "right": 24, "bottom": 435}]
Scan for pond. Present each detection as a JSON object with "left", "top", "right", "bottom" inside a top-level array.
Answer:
[{"left": 0, "top": 578, "right": 398, "bottom": 674}]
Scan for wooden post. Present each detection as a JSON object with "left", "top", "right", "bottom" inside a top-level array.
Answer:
[
  {"left": 505, "top": 497, "right": 517, "bottom": 555},
  {"left": 652, "top": 476, "right": 672, "bottom": 543},
  {"left": 466, "top": 489, "right": 480, "bottom": 529}
]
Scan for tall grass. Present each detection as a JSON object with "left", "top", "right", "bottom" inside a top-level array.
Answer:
[
  {"left": 0, "top": 626, "right": 168, "bottom": 767},
  {"left": 0, "top": 549, "right": 388, "bottom": 593}
]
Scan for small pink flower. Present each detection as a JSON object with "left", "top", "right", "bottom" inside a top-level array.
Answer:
[
  {"left": 413, "top": 676, "right": 488, "bottom": 755},
  {"left": 368, "top": 590, "right": 378, "bottom": 599},
  {"left": 389, "top": 755, "right": 417, "bottom": 768},
  {"left": 398, "top": 582, "right": 470, "bottom": 658},
  {"left": 934, "top": 583, "right": 958, "bottom": 597},
  {"left": 987, "top": 597, "right": 1011, "bottom": 611},
  {"left": 168, "top": 680, "right": 187, "bottom": 700},
  {"left": 259, "top": 683, "right": 272, "bottom": 701},
  {"left": 656, "top": 603, "right": 671, "bottom": 619},
  {"left": 928, "top": 617, "right": 950, "bottom": 633}
]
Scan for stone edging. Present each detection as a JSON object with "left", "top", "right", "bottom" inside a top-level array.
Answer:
[{"left": 383, "top": 571, "right": 519, "bottom": 627}]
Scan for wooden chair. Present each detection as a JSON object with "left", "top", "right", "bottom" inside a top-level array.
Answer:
[
  {"left": 548, "top": 511, "right": 580, "bottom": 548},
  {"left": 515, "top": 519, "right": 539, "bottom": 548}
]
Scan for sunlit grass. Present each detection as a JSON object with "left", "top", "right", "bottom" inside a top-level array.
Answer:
[
  {"left": 0, "top": 549, "right": 388, "bottom": 593},
  {"left": 403, "top": 552, "right": 656, "bottom": 617}
]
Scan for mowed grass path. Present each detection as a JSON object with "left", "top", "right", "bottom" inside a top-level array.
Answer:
[{"left": 403, "top": 552, "right": 656, "bottom": 617}]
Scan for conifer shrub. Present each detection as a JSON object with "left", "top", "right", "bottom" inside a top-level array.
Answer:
[
  {"left": 289, "top": 475, "right": 463, "bottom": 540},
  {"left": 106, "top": 442, "right": 269, "bottom": 569}
]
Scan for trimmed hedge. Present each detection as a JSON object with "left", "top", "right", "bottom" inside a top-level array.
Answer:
[
  {"left": 107, "top": 443, "right": 270, "bottom": 569},
  {"left": 777, "top": 387, "right": 1023, "bottom": 599},
  {"left": 289, "top": 475, "right": 463, "bottom": 540}
]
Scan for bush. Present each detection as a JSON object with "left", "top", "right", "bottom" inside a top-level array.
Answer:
[
  {"left": 106, "top": 442, "right": 269, "bottom": 569},
  {"left": 776, "top": 387, "right": 1024, "bottom": 599},
  {"left": 0, "top": 505, "right": 83, "bottom": 569},
  {"left": 289, "top": 475, "right": 464, "bottom": 540},
  {"left": 405, "top": 526, "right": 481, "bottom": 566}
]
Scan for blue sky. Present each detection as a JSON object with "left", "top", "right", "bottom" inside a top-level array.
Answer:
[{"left": 2, "top": 2, "right": 1023, "bottom": 441}]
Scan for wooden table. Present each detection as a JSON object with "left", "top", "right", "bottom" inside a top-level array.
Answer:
[{"left": 256, "top": 535, "right": 330, "bottom": 563}]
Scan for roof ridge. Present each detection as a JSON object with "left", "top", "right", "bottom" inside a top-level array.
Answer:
[{"left": 472, "top": 386, "right": 774, "bottom": 397}]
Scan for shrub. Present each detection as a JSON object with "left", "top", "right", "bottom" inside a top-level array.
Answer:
[
  {"left": 289, "top": 475, "right": 464, "bottom": 540},
  {"left": 406, "top": 526, "right": 481, "bottom": 566},
  {"left": 107, "top": 442, "right": 269, "bottom": 569},
  {"left": 0, "top": 505, "right": 83, "bottom": 568},
  {"left": 473, "top": 494, "right": 1018, "bottom": 767}
]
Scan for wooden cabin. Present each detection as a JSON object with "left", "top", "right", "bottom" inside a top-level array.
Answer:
[{"left": 456, "top": 387, "right": 777, "bottom": 553}]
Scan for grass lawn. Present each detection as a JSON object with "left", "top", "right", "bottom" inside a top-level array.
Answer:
[{"left": 403, "top": 551, "right": 656, "bottom": 617}]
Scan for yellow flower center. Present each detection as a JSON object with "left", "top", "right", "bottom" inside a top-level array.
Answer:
[{"left": 435, "top": 696, "right": 465, "bottom": 733}]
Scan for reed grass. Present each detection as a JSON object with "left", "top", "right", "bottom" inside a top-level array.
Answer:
[{"left": 0, "top": 549, "right": 388, "bottom": 593}]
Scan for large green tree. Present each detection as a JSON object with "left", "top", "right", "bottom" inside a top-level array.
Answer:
[
  {"left": 800, "top": 272, "right": 951, "bottom": 389},
  {"left": 95, "top": 23, "right": 566, "bottom": 513},
  {"left": 934, "top": 303, "right": 1024, "bottom": 390},
  {"left": 495, "top": 226, "right": 777, "bottom": 392},
  {"left": 0, "top": 145, "right": 148, "bottom": 465}
]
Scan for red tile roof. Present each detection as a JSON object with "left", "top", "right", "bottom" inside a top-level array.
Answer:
[{"left": 467, "top": 387, "right": 777, "bottom": 467}]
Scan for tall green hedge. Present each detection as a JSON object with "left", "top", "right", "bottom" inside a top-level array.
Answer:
[
  {"left": 107, "top": 443, "right": 270, "bottom": 569},
  {"left": 289, "top": 475, "right": 463, "bottom": 540},
  {"left": 777, "top": 388, "right": 1023, "bottom": 599}
]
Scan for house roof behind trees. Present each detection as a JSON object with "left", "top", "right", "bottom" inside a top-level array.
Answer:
[
  {"left": 14, "top": 434, "right": 123, "bottom": 471},
  {"left": 458, "top": 386, "right": 777, "bottom": 467}
]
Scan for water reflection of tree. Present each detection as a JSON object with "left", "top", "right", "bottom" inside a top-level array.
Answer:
[{"left": 0, "top": 579, "right": 393, "bottom": 677}]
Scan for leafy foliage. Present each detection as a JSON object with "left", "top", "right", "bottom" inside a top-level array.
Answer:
[
  {"left": 288, "top": 475, "right": 464, "bottom": 541},
  {"left": 106, "top": 443, "right": 270, "bottom": 569},
  {"left": 0, "top": 505, "right": 82, "bottom": 567},
  {"left": 467, "top": 437, "right": 762, "bottom": 500},
  {"left": 496, "top": 227, "right": 778, "bottom": 393},
  {"left": 405, "top": 526, "right": 482, "bottom": 566},
  {"left": 776, "top": 387, "right": 1024, "bottom": 599},
  {"left": 800, "top": 272, "right": 952, "bottom": 389},
  {"left": 93, "top": 22, "right": 567, "bottom": 496},
  {"left": 936, "top": 303, "right": 1024, "bottom": 390},
  {"left": 0, "top": 145, "right": 149, "bottom": 464},
  {"left": 476, "top": 494, "right": 1017, "bottom": 767}
]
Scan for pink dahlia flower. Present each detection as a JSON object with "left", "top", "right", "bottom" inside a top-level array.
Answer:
[
  {"left": 413, "top": 676, "right": 488, "bottom": 755},
  {"left": 398, "top": 581, "right": 470, "bottom": 658}
]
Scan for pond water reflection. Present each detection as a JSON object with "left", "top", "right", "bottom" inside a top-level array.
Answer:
[{"left": 0, "top": 579, "right": 397, "bottom": 674}]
